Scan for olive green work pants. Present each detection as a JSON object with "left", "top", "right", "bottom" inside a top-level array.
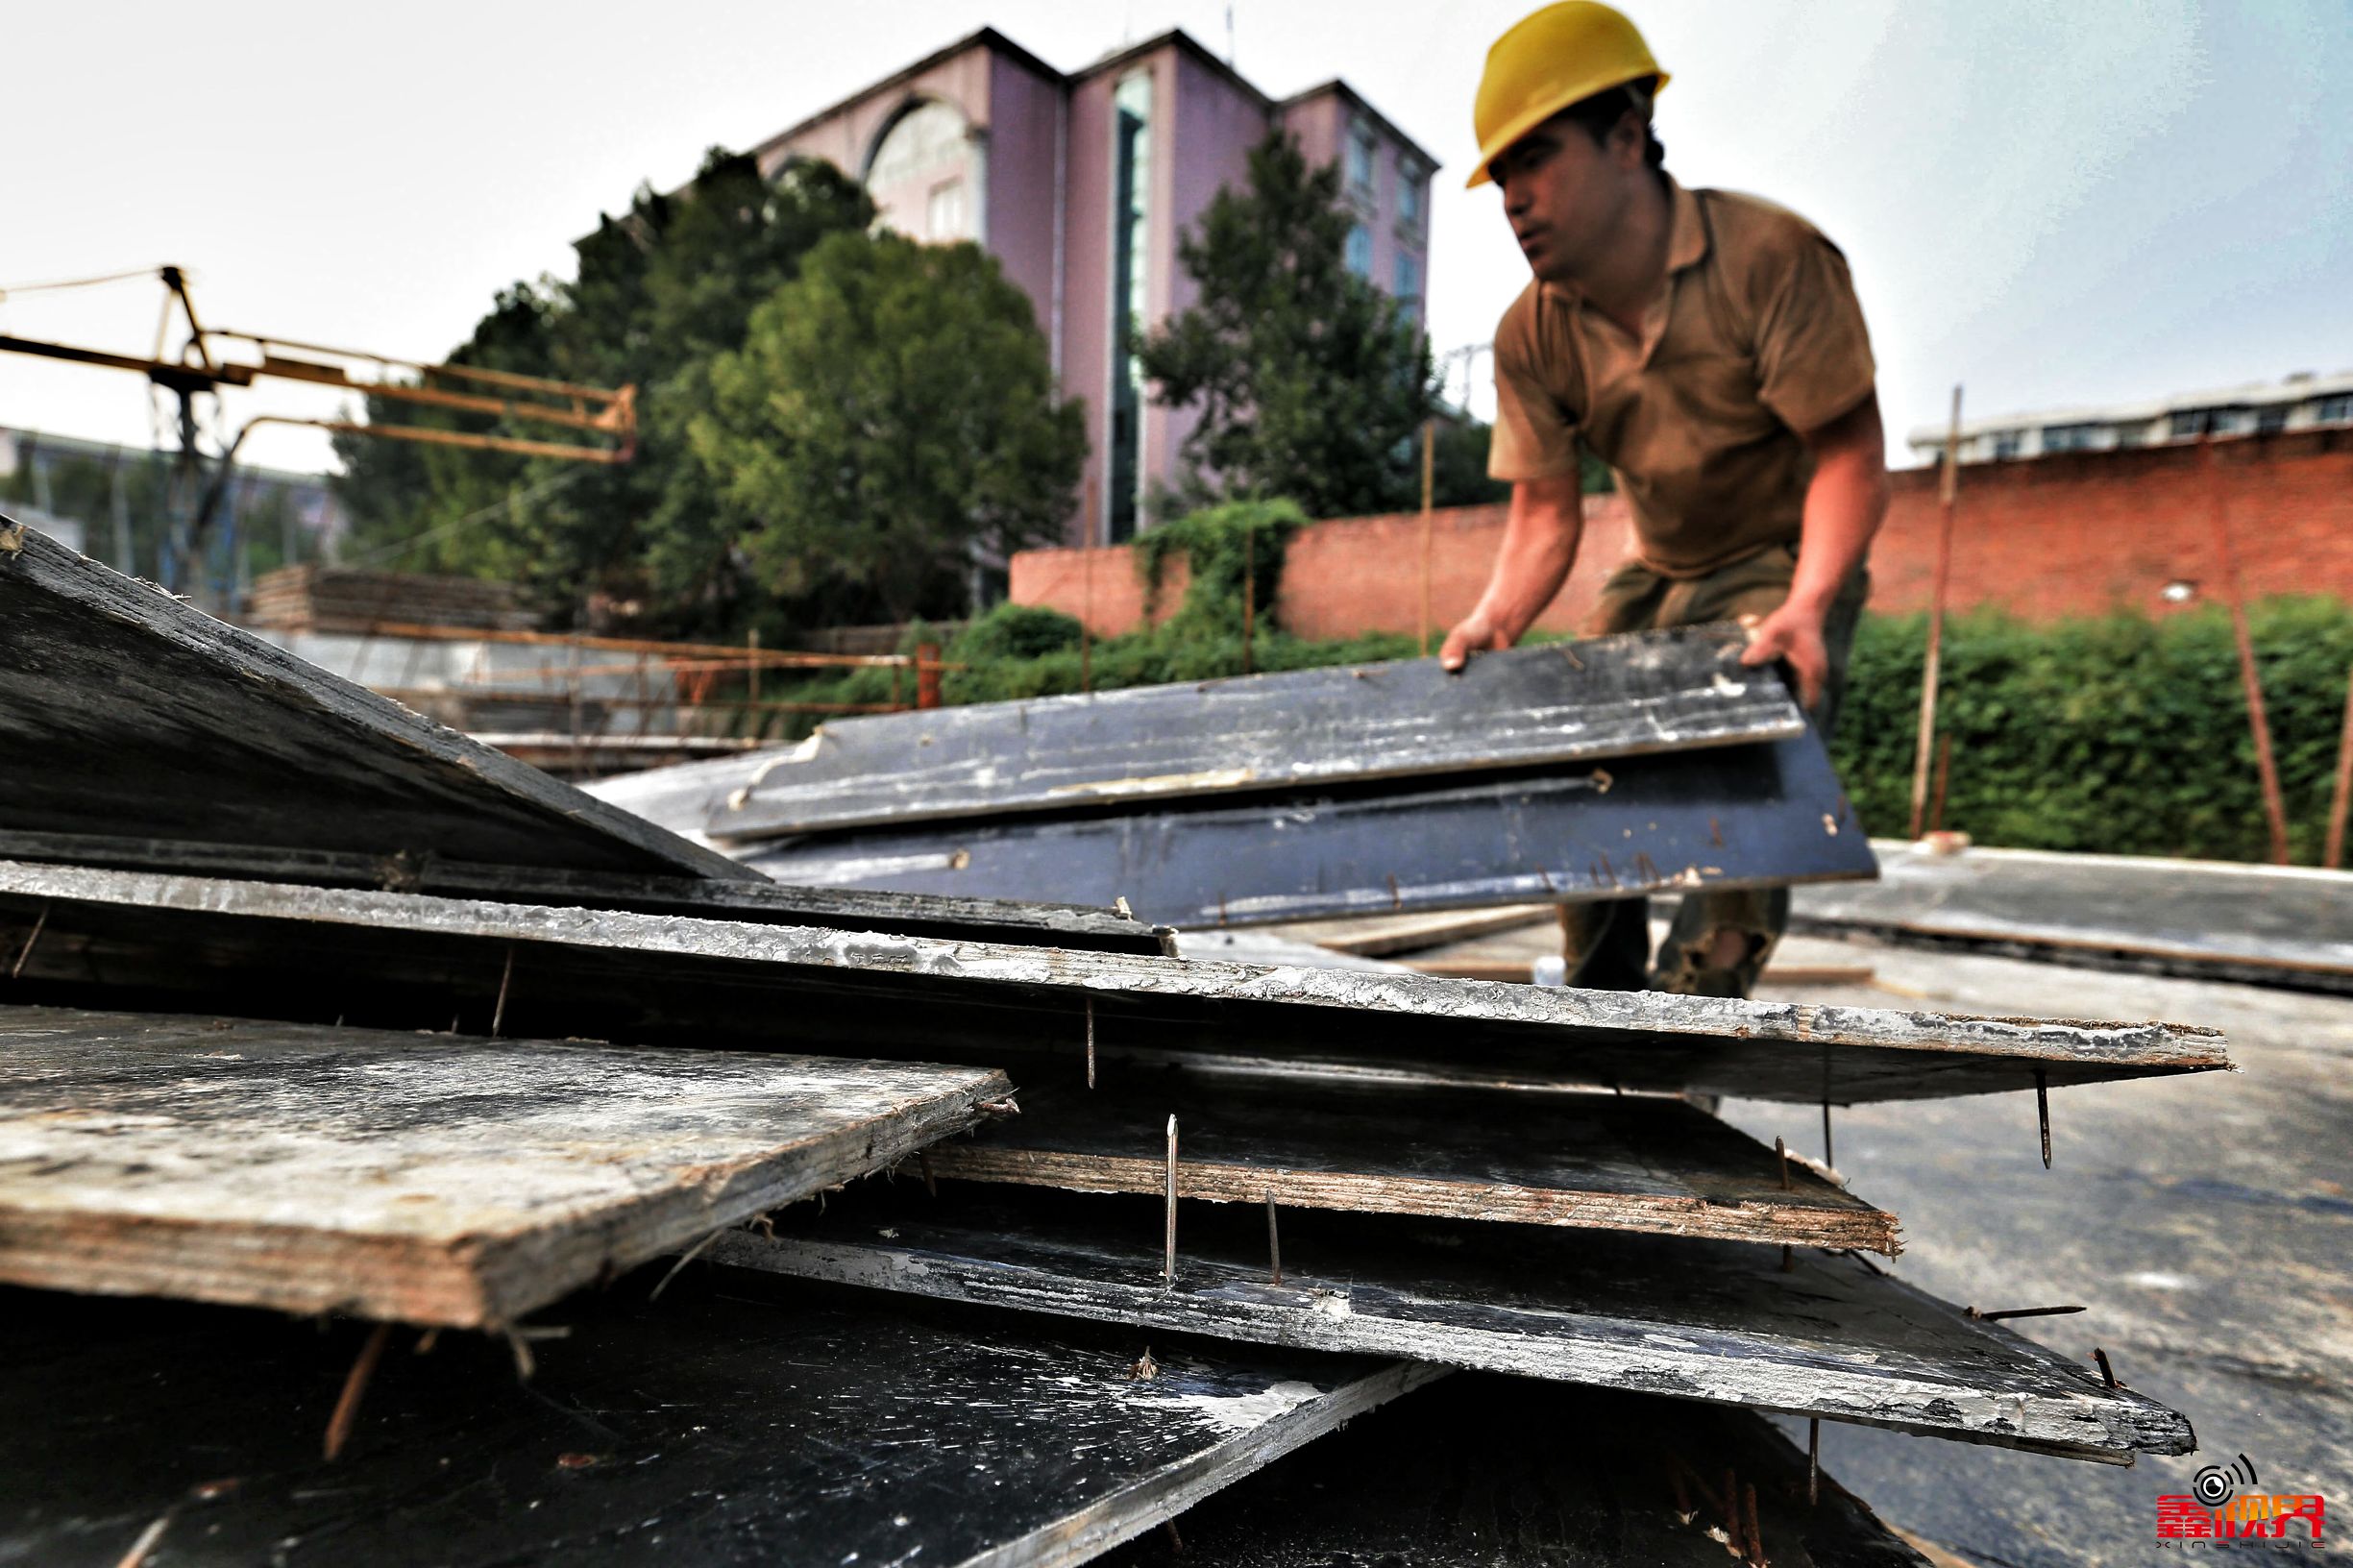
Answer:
[{"left": 1562, "top": 540, "right": 1869, "bottom": 998}]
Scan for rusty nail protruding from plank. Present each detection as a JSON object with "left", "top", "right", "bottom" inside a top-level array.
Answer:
[
  {"left": 1821, "top": 1099, "right": 1834, "bottom": 1172},
  {"left": 1163, "top": 1115, "right": 1179, "bottom": 1290},
  {"left": 1266, "top": 1191, "right": 1283, "bottom": 1286},
  {"left": 649, "top": 1226, "right": 729, "bottom": 1303},
  {"left": 1777, "top": 1137, "right": 1791, "bottom": 1191},
  {"left": 1807, "top": 1418, "right": 1820, "bottom": 1507},
  {"left": 1085, "top": 996, "right": 1096, "bottom": 1090},
  {"left": 1744, "top": 1483, "right": 1764, "bottom": 1566},
  {"left": 114, "top": 1511, "right": 173, "bottom": 1568},
  {"left": 1966, "top": 1303, "right": 2085, "bottom": 1322},
  {"left": 10, "top": 902, "right": 49, "bottom": 981},
  {"left": 490, "top": 944, "right": 516, "bottom": 1038},
  {"left": 1163, "top": 1519, "right": 1184, "bottom": 1554},
  {"left": 918, "top": 1150, "right": 938, "bottom": 1198},
  {"left": 324, "top": 1322, "right": 393, "bottom": 1461},
  {"left": 1722, "top": 1468, "right": 1740, "bottom": 1554},
  {"left": 1781, "top": 1243, "right": 1794, "bottom": 1273},
  {"left": 2036, "top": 1069, "right": 2052, "bottom": 1169},
  {"left": 2094, "top": 1347, "right": 2120, "bottom": 1388}
]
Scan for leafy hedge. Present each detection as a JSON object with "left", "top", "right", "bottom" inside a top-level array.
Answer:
[
  {"left": 1833, "top": 599, "right": 2353, "bottom": 863},
  {"left": 772, "top": 502, "right": 1419, "bottom": 715},
  {"left": 757, "top": 503, "right": 2353, "bottom": 866}
]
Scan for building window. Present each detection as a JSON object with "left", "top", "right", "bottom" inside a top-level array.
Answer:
[
  {"left": 926, "top": 180, "right": 966, "bottom": 242},
  {"left": 1393, "top": 250, "right": 1421, "bottom": 306},
  {"left": 1107, "top": 72, "right": 1153, "bottom": 545},
  {"left": 1397, "top": 159, "right": 1424, "bottom": 224},
  {"left": 2316, "top": 394, "right": 2353, "bottom": 426},
  {"left": 1346, "top": 120, "right": 1378, "bottom": 197},
  {"left": 2041, "top": 423, "right": 2102, "bottom": 453},
  {"left": 866, "top": 99, "right": 971, "bottom": 235},
  {"left": 1345, "top": 224, "right": 1373, "bottom": 279},
  {"left": 1991, "top": 429, "right": 2022, "bottom": 459},
  {"left": 2256, "top": 404, "right": 2290, "bottom": 435}
]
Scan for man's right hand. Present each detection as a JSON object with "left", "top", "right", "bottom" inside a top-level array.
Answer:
[{"left": 1438, "top": 611, "right": 1512, "bottom": 673}]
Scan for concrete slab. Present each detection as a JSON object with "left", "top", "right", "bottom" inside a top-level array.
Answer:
[
  {"left": 1378, "top": 917, "right": 2347, "bottom": 1566},
  {"left": 1722, "top": 937, "right": 2353, "bottom": 1568},
  {"left": 1793, "top": 841, "right": 2353, "bottom": 993}
]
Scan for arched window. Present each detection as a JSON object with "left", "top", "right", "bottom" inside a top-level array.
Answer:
[{"left": 865, "top": 99, "right": 975, "bottom": 241}]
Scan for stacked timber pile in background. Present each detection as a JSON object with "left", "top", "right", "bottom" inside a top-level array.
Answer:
[
  {"left": 242, "top": 563, "right": 538, "bottom": 635},
  {"left": 0, "top": 519, "right": 2236, "bottom": 1566}
]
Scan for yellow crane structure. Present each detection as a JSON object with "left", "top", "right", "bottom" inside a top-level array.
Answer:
[{"left": 0, "top": 266, "right": 634, "bottom": 591}]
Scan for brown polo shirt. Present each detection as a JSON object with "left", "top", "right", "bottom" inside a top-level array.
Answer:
[{"left": 1487, "top": 176, "right": 1875, "bottom": 578}]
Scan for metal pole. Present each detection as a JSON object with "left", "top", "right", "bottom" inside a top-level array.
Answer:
[
  {"left": 916, "top": 643, "right": 943, "bottom": 710},
  {"left": 1240, "top": 525, "right": 1255, "bottom": 676},
  {"left": 1420, "top": 420, "right": 1435, "bottom": 657},
  {"left": 1081, "top": 475, "right": 1097, "bottom": 695},
  {"left": 2206, "top": 437, "right": 2291, "bottom": 865},
  {"left": 1909, "top": 385, "right": 1961, "bottom": 840},
  {"left": 1929, "top": 732, "right": 1952, "bottom": 835},
  {"left": 2326, "top": 667, "right": 2353, "bottom": 870}
]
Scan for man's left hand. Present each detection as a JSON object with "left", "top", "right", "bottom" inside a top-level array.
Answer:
[{"left": 1738, "top": 602, "right": 1828, "bottom": 711}]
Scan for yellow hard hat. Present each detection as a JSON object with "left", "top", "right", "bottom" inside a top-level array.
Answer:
[{"left": 1467, "top": 1, "right": 1668, "bottom": 188}]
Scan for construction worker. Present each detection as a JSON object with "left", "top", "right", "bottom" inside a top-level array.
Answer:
[{"left": 1440, "top": 1, "right": 1889, "bottom": 997}]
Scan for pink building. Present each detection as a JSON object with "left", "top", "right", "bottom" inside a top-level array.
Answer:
[{"left": 749, "top": 27, "right": 1436, "bottom": 547}]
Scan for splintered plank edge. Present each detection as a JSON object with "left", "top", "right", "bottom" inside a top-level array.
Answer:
[
  {"left": 0, "top": 862, "right": 2231, "bottom": 1089},
  {"left": 923, "top": 1075, "right": 1900, "bottom": 1254},
  {"left": 0, "top": 1006, "right": 1008, "bottom": 1326},
  {"left": 927, "top": 1147, "right": 1898, "bottom": 1252},
  {"left": 704, "top": 1188, "right": 2194, "bottom": 1461}
]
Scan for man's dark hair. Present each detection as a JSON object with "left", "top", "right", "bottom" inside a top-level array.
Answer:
[{"left": 1558, "top": 74, "right": 1665, "bottom": 168}]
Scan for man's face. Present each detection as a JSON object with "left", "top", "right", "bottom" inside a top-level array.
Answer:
[{"left": 1492, "top": 112, "right": 1642, "bottom": 284}]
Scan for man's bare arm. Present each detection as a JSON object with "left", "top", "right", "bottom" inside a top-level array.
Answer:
[
  {"left": 1438, "top": 473, "right": 1584, "bottom": 671},
  {"left": 1738, "top": 392, "right": 1891, "bottom": 707}
]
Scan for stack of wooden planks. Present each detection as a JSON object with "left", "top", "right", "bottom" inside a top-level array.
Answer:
[
  {"left": 242, "top": 563, "right": 539, "bottom": 634},
  {"left": 587, "top": 623, "right": 1883, "bottom": 926},
  {"left": 0, "top": 520, "right": 2236, "bottom": 1565}
]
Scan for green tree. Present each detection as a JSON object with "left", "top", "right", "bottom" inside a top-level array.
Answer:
[
  {"left": 330, "top": 151, "right": 875, "bottom": 630},
  {"left": 1427, "top": 417, "right": 1616, "bottom": 508},
  {"left": 690, "top": 231, "right": 1086, "bottom": 625},
  {"left": 1136, "top": 133, "right": 1438, "bottom": 519}
]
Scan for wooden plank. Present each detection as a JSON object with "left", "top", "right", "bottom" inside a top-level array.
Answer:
[
  {"left": 0, "top": 522, "right": 754, "bottom": 884},
  {"left": 928, "top": 1067, "right": 1901, "bottom": 1253},
  {"left": 0, "top": 861, "right": 2233, "bottom": 1104},
  {"left": 1294, "top": 903, "right": 1556, "bottom": 956},
  {"left": 693, "top": 623, "right": 1806, "bottom": 840},
  {"left": 0, "top": 826, "right": 1172, "bottom": 955},
  {"left": 0, "top": 1003, "right": 1008, "bottom": 1326},
  {"left": 1404, "top": 958, "right": 1878, "bottom": 985},
  {"left": 714, "top": 1185, "right": 2198, "bottom": 1462},
  {"left": 734, "top": 735, "right": 1878, "bottom": 928},
  {"left": 1092, "top": 1375, "right": 1935, "bottom": 1567},
  {"left": 0, "top": 1277, "right": 1434, "bottom": 1568},
  {"left": 1795, "top": 840, "right": 2353, "bottom": 993}
]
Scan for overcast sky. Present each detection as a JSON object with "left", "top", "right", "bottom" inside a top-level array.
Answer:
[{"left": 3, "top": 0, "right": 2345, "bottom": 476}]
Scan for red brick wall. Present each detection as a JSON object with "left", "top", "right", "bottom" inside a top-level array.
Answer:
[
  {"left": 1008, "top": 429, "right": 2353, "bottom": 636},
  {"left": 1871, "top": 429, "right": 2353, "bottom": 620}
]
